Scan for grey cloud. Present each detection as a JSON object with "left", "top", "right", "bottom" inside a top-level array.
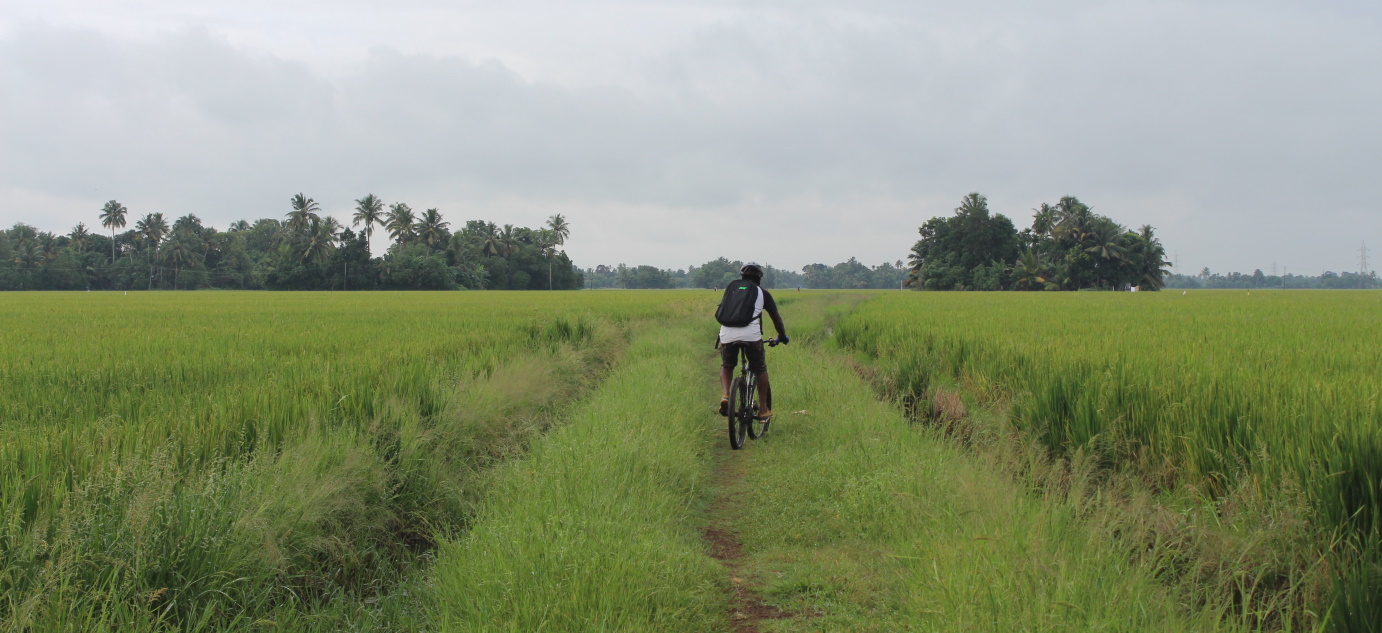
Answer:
[{"left": 1, "top": 2, "right": 1379, "bottom": 273}]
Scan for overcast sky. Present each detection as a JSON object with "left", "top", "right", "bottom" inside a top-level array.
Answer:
[{"left": 2, "top": 1, "right": 1378, "bottom": 274}]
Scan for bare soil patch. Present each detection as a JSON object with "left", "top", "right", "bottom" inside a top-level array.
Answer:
[{"left": 702, "top": 448, "right": 793, "bottom": 632}]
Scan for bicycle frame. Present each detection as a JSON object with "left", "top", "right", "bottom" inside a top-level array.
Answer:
[{"left": 727, "top": 338, "right": 778, "bottom": 449}]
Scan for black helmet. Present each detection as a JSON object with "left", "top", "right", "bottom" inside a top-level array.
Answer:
[{"left": 740, "top": 262, "right": 764, "bottom": 279}]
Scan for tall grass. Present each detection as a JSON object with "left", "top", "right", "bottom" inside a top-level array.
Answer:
[
  {"left": 834, "top": 290, "right": 1382, "bottom": 630},
  {"left": 727, "top": 332, "right": 1268, "bottom": 631},
  {"left": 0, "top": 291, "right": 708, "bottom": 631},
  {"left": 424, "top": 325, "right": 726, "bottom": 632}
]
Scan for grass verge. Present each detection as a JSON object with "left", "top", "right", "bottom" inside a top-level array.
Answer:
[{"left": 423, "top": 324, "right": 727, "bottom": 632}]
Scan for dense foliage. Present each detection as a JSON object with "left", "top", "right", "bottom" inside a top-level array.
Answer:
[
  {"left": 907, "top": 193, "right": 1172, "bottom": 291},
  {"left": 0, "top": 195, "right": 582, "bottom": 290}
]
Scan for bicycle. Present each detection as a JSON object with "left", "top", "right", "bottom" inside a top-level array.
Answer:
[{"left": 726, "top": 338, "right": 780, "bottom": 450}]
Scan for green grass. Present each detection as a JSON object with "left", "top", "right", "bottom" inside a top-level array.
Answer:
[
  {"left": 0, "top": 291, "right": 712, "bottom": 631},
  {"left": 833, "top": 290, "right": 1380, "bottom": 630},
  {"left": 1, "top": 289, "right": 1359, "bottom": 631},
  {"left": 720, "top": 312, "right": 1296, "bottom": 631},
  {"left": 424, "top": 324, "right": 726, "bottom": 632}
]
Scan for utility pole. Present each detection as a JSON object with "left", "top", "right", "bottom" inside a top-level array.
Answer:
[
  {"left": 1173, "top": 251, "right": 1179, "bottom": 276},
  {"left": 1271, "top": 261, "right": 1277, "bottom": 277},
  {"left": 1360, "top": 242, "right": 1370, "bottom": 289}
]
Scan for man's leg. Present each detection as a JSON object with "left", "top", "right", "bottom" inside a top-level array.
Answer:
[
  {"left": 755, "top": 372, "right": 772, "bottom": 416},
  {"left": 719, "top": 345, "right": 735, "bottom": 416}
]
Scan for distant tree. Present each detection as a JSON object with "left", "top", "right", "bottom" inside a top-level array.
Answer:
[
  {"left": 692, "top": 257, "right": 741, "bottom": 289},
  {"left": 68, "top": 223, "right": 91, "bottom": 252},
  {"left": 546, "top": 213, "right": 570, "bottom": 246},
  {"left": 133, "top": 213, "right": 169, "bottom": 288},
  {"left": 300, "top": 217, "right": 338, "bottom": 264},
  {"left": 1126, "top": 225, "right": 1170, "bottom": 290},
  {"left": 415, "top": 208, "right": 450, "bottom": 248},
  {"left": 98, "top": 200, "right": 128, "bottom": 263},
  {"left": 536, "top": 228, "right": 560, "bottom": 289},
  {"left": 1012, "top": 250, "right": 1049, "bottom": 290},
  {"left": 162, "top": 234, "right": 202, "bottom": 289},
  {"left": 1031, "top": 203, "right": 1057, "bottom": 237},
  {"left": 908, "top": 193, "right": 1020, "bottom": 290},
  {"left": 286, "top": 193, "right": 321, "bottom": 234},
  {"left": 628, "top": 265, "right": 675, "bottom": 289},
  {"left": 385, "top": 203, "right": 416, "bottom": 245},
  {"left": 499, "top": 224, "right": 519, "bottom": 256},
  {"left": 479, "top": 222, "right": 504, "bottom": 258},
  {"left": 352, "top": 194, "right": 384, "bottom": 242},
  {"left": 172, "top": 214, "right": 204, "bottom": 236}
]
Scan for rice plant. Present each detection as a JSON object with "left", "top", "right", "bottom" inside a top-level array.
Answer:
[{"left": 834, "top": 290, "right": 1382, "bottom": 630}]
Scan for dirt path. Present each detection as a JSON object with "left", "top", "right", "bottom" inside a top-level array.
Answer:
[{"left": 702, "top": 444, "right": 791, "bottom": 633}]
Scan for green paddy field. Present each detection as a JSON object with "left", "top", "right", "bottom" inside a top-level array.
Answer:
[{"left": 0, "top": 290, "right": 1377, "bottom": 632}]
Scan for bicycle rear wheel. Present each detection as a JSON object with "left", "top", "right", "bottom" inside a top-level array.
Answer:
[{"left": 727, "top": 376, "right": 748, "bottom": 449}]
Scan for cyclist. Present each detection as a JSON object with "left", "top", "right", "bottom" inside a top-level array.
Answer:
[{"left": 717, "top": 262, "right": 789, "bottom": 420}]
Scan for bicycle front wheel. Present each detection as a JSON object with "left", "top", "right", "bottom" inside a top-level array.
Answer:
[
  {"left": 746, "top": 381, "right": 768, "bottom": 439},
  {"left": 727, "top": 376, "right": 748, "bottom": 449}
]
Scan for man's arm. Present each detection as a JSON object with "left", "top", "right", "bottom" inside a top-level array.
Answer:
[
  {"left": 768, "top": 309, "right": 787, "bottom": 340},
  {"left": 763, "top": 290, "right": 787, "bottom": 340}
]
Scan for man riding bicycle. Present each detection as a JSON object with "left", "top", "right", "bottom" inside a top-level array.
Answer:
[{"left": 716, "top": 262, "right": 789, "bottom": 420}]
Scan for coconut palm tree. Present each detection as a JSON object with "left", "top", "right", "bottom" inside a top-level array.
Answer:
[
  {"left": 385, "top": 203, "right": 416, "bottom": 245},
  {"left": 163, "top": 235, "right": 201, "bottom": 289},
  {"left": 479, "top": 223, "right": 503, "bottom": 257},
  {"left": 546, "top": 213, "right": 570, "bottom": 246},
  {"left": 353, "top": 194, "right": 384, "bottom": 242},
  {"left": 286, "top": 193, "right": 321, "bottom": 234},
  {"left": 172, "top": 214, "right": 203, "bottom": 236},
  {"left": 499, "top": 224, "right": 518, "bottom": 256},
  {"left": 98, "top": 200, "right": 127, "bottom": 263},
  {"left": 1133, "top": 225, "right": 1171, "bottom": 289},
  {"left": 536, "top": 228, "right": 559, "bottom": 289},
  {"left": 1053, "top": 196, "right": 1095, "bottom": 245},
  {"left": 68, "top": 223, "right": 91, "bottom": 251},
  {"left": 135, "top": 213, "right": 170, "bottom": 249},
  {"left": 1031, "top": 203, "right": 1057, "bottom": 237},
  {"left": 1012, "top": 250, "right": 1048, "bottom": 290},
  {"left": 228, "top": 220, "right": 251, "bottom": 232},
  {"left": 300, "top": 217, "right": 338, "bottom": 264},
  {"left": 1084, "top": 221, "right": 1127, "bottom": 262},
  {"left": 415, "top": 208, "right": 450, "bottom": 248},
  {"left": 11, "top": 239, "right": 41, "bottom": 269},
  {"left": 134, "top": 213, "right": 169, "bottom": 289}
]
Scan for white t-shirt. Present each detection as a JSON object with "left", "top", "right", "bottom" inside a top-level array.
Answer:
[{"left": 718, "top": 287, "right": 765, "bottom": 344}]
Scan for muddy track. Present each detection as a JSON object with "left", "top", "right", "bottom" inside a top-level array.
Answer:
[{"left": 702, "top": 445, "right": 791, "bottom": 633}]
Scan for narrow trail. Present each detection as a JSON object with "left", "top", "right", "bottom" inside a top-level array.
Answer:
[{"left": 702, "top": 433, "right": 792, "bottom": 632}]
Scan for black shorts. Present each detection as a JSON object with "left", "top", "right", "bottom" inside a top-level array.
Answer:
[{"left": 720, "top": 341, "right": 767, "bottom": 374}]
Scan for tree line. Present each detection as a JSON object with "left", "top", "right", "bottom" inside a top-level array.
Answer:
[
  {"left": 581, "top": 257, "right": 908, "bottom": 290},
  {"left": 907, "top": 193, "right": 1171, "bottom": 291},
  {"left": 0, "top": 195, "right": 580, "bottom": 290},
  {"left": 1167, "top": 270, "right": 1379, "bottom": 290}
]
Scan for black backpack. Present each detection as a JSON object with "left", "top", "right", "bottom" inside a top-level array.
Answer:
[{"left": 715, "top": 280, "right": 761, "bottom": 327}]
